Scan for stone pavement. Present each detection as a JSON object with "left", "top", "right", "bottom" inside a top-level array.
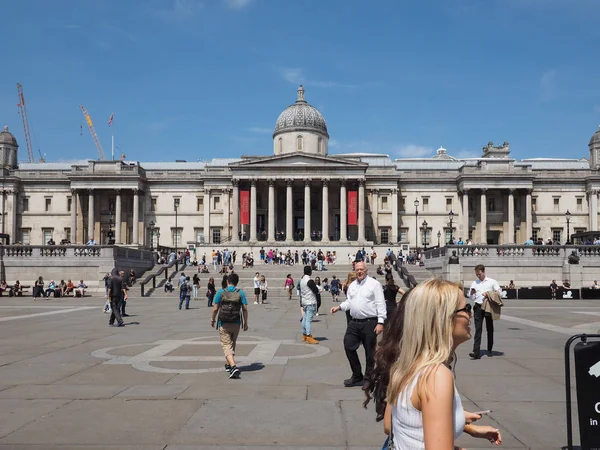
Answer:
[{"left": 0, "top": 264, "right": 598, "bottom": 449}]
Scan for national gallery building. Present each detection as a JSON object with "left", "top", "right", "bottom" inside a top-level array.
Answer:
[{"left": 1, "top": 85, "right": 600, "bottom": 249}]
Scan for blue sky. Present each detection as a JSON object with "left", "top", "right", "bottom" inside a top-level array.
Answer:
[{"left": 1, "top": 0, "right": 600, "bottom": 163}]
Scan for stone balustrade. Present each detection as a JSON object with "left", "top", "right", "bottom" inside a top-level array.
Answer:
[{"left": 425, "top": 245, "right": 600, "bottom": 260}]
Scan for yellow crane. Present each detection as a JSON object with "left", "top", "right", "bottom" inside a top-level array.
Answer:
[
  {"left": 16, "top": 83, "right": 45, "bottom": 162},
  {"left": 80, "top": 105, "right": 106, "bottom": 160}
]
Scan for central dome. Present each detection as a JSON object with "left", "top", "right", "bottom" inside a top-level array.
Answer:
[
  {"left": 0, "top": 126, "right": 18, "bottom": 146},
  {"left": 273, "top": 86, "right": 329, "bottom": 138}
]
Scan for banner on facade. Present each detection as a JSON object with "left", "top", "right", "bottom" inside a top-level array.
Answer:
[
  {"left": 240, "top": 190, "right": 250, "bottom": 225},
  {"left": 348, "top": 190, "right": 358, "bottom": 225}
]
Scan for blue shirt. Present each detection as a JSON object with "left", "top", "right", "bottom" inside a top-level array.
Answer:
[{"left": 214, "top": 286, "right": 248, "bottom": 326}]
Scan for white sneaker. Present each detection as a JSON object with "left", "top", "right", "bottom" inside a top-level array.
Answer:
[
  {"left": 315, "top": 313, "right": 319, "bottom": 316},
  {"left": 254, "top": 301, "right": 258, "bottom": 305}
]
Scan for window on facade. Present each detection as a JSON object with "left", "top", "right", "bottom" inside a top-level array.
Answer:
[
  {"left": 422, "top": 228, "right": 432, "bottom": 246},
  {"left": 197, "top": 198, "right": 203, "bottom": 211},
  {"left": 297, "top": 135, "right": 303, "bottom": 151},
  {"left": 446, "top": 198, "right": 452, "bottom": 212},
  {"left": 531, "top": 197, "right": 537, "bottom": 212},
  {"left": 399, "top": 228, "right": 408, "bottom": 242},
  {"left": 194, "top": 228, "right": 204, "bottom": 243},
  {"left": 381, "top": 196, "right": 388, "bottom": 210},
  {"left": 422, "top": 198, "right": 429, "bottom": 212},
  {"left": 43, "top": 228, "right": 53, "bottom": 244},
  {"left": 67, "top": 197, "right": 72, "bottom": 213},
  {"left": 380, "top": 228, "right": 389, "bottom": 244},
  {"left": 577, "top": 198, "right": 583, "bottom": 212},
  {"left": 174, "top": 198, "right": 180, "bottom": 211},
  {"left": 20, "top": 228, "right": 30, "bottom": 245},
  {"left": 400, "top": 197, "right": 406, "bottom": 211},
  {"left": 318, "top": 138, "right": 323, "bottom": 154},
  {"left": 552, "top": 229, "right": 562, "bottom": 243},
  {"left": 532, "top": 228, "right": 539, "bottom": 241},
  {"left": 172, "top": 228, "right": 182, "bottom": 247},
  {"left": 64, "top": 227, "right": 71, "bottom": 243},
  {"left": 151, "top": 197, "right": 157, "bottom": 212},
  {"left": 213, "top": 196, "right": 220, "bottom": 210},
  {"left": 553, "top": 198, "right": 560, "bottom": 212},
  {"left": 488, "top": 197, "right": 496, "bottom": 212},
  {"left": 44, "top": 198, "right": 52, "bottom": 212},
  {"left": 22, "top": 198, "right": 29, "bottom": 212},
  {"left": 468, "top": 227, "right": 473, "bottom": 241},
  {"left": 574, "top": 228, "right": 587, "bottom": 235},
  {"left": 278, "top": 138, "right": 283, "bottom": 154},
  {"left": 212, "top": 227, "right": 221, "bottom": 244}
]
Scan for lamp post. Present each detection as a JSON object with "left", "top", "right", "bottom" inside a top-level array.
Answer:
[
  {"left": 565, "top": 210, "right": 571, "bottom": 244},
  {"left": 437, "top": 230, "right": 441, "bottom": 248},
  {"left": 448, "top": 210, "right": 455, "bottom": 244},
  {"left": 149, "top": 220, "right": 155, "bottom": 250},
  {"left": 108, "top": 209, "right": 115, "bottom": 245},
  {"left": 174, "top": 203, "right": 179, "bottom": 257},
  {"left": 422, "top": 220, "right": 428, "bottom": 250},
  {"left": 414, "top": 198, "right": 420, "bottom": 253}
]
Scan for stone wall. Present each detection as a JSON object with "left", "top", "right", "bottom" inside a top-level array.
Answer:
[{"left": 0, "top": 245, "right": 154, "bottom": 289}]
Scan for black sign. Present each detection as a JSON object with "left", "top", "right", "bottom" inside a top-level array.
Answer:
[{"left": 574, "top": 340, "right": 600, "bottom": 450}]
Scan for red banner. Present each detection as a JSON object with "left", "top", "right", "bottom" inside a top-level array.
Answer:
[
  {"left": 240, "top": 190, "right": 250, "bottom": 225},
  {"left": 348, "top": 190, "right": 358, "bottom": 225}
]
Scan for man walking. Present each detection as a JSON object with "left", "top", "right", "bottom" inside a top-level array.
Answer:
[
  {"left": 330, "top": 261, "right": 386, "bottom": 388},
  {"left": 211, "top": 273, "right": 248, "bottom": 379},
  {"left": 300, "top": 265, "right": 320, "bottom": 344},
  {"left": 253, "top": 272, "right": 261, "bottom": 304},
  {"left": 108, "top": 268, "right": 127, "bottom": 327},
  {"left": 469, "top": 264, "right": 502, "bottom": 359},
  {"left": 179, "top": 276, "right": 191, "bottom": 310}
]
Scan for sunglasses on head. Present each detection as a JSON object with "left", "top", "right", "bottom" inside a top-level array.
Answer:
[{"left": 455, "top": 303, "right": 472, "bottom": 314}]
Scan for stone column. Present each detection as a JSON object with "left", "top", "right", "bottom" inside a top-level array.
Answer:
[
  {"left": 223, "top": 187, "right": 231, "bottom": 241},
  {"left": 480, "top": 189, "right": 487, "bottom": 244},
  {"left": 88, "top": 189, "right": 95, "bottom": 242},
  {"left": 391, "top": 188, "right": 398, "bottom": 243},
  {"left": 70, "top": 189, "right": 77, "bottom": 243},
  {"left": 0, "top": 190, "right": 5, "bottom": 235},
  {"left": 322, "top": 178, "right": 330, "bottom": 242},
  {"left": 589, "top": 190, "right": 598, "bottom": 231},
  {"left": 304, "top": 178, "right": 311, "bottom": 243},
  {"left": 231, "top": 179, "right": 239, "bottom": 243},
  {"left": 525, "top": 189, "right": 533, "bottom": 241},
  {"left": 358, "top": 179, "right": 365, "bottom": 242},
  {"left": 268, "top": 179, "right": 275, "bottom": 241},
  {"left": 204, "top": 188, "right": 211, "bottom": 244},
  {"left": 133, "top": 189, "right": 140, "bottom": 245},
  {"left": 10, "top": 190, "right": 17, "bottom": 243},
  {"left": 250, "top": 179, "right": 257, "bottom": 241},
  {"left": 340, "top": 180, "right": 347, "bottom": 242},
  {"left": 115, "top": 190, "right": 122, "bottom": 244},
  {"left": 462, "top": 189, "right": 469, "bottom": 239},
  {"left": 285, "top": 179, "right": 293, "bottom": 242},
  {"left": 507, "top": 188, "right": 515, "bottom": 244}
]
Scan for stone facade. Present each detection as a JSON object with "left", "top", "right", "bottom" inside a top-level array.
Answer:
[{"left": 1, "top": 87, "right": 600, "bottom": 249}]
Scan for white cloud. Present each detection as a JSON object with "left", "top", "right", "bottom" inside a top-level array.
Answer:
[
  {"left": 282, "top": 68, "right": 304, "bottom": 84},
  {"left": 540, "top": 69, "right": 557, "bottom": 102},
  {"left": 329, "top": 139, "right": 339, "bottom": 148},
  {"left": 225, "top": 0, "right": 253, "bottom": 9},
  {"left": 394, "top": 144, "right": 434, "bottom": 158},
  {"left": 245, "top": 127, "right": 272, "bottom": 134},
  {"left": 454, "top": 149, "right": 480, "bottom": 159}
]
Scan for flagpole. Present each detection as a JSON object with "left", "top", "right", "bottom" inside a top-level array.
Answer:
[{"left": 111, "top": 120, "right": 114, "bottom": 161}]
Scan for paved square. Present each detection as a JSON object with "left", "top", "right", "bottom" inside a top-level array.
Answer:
[{"left": 0, "top": 266, "right": 598, "bottom": 449}]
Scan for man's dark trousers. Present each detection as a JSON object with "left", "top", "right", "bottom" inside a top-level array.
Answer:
[
  {"left": 472, "top": 303, "right": 494, "bottom": 355},
  {"left": 343, "top": 317, "right": 378, "bottom": 380},
  {"left": 109, "top": 297, "right": 123, "bottom": 325},
  {"left": 120, "top": 291, "right": 127, "bottom": 315}
]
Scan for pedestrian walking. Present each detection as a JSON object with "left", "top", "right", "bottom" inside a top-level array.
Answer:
[
  {"left": 284, "top": 274, "right": 294, "bottom": 300},
  {"left": 179, "top": 276, "right": 191, "bottom": 310},
  {"left": 211, "top": 273, "right": 249, "bottom": 379},
  {"left": 469, "top": 264, "right": 501, "bottom": 359},
  {"left": 108, "top": 268, "right": 127, "bottom": 327},
  {"left": 192, "top": 273, "right": 200, "bottom": 300},
  {"left": 330, "top": 261, "right": 386, "bottom": 388},
  {"left": 300, "top": 265, "right": 319, "bottom": 344},
  {"left": 259, "top": 275, "right": 268, "bottom": 304},
  {"left": 207, "top": 277, "right": 216, "bottom": 307}
]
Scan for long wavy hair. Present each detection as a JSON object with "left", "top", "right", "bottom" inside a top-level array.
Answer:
[
  {"left": 386, "top": 278, "right": 463, "bottom": 406},
  {"left": 363, "top": 290, "right": 409, "bottom": 420}
]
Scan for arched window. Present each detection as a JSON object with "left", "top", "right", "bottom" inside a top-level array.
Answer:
[
  {"left": 318, "top": 138, "right": 323, "bottom": 154},
  {"left": 297, "top": 135, "right": 303, "bottom": 151},
  {"left": 278, "top": 137, "right": 283, "bottom": 154}
]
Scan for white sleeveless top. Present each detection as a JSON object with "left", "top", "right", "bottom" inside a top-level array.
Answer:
[{"left": 391, "top": 371, "right": 465, "bottom": 449}]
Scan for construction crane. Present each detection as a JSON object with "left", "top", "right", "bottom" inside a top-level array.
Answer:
[
  {"left": 16, "top": 83, "right": 41, "bottom": 163},
  {"left": 80, "top": 105, "right": 106, "bottom": 160}
]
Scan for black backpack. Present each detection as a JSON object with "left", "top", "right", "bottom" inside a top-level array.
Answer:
[{"left": 218, "top": 289, "right": 243, "bottom": 323}]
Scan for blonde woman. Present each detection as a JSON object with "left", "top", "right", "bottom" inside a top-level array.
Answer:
[{"left": 384, "top": 279, "right": 501, "bottom": 449}]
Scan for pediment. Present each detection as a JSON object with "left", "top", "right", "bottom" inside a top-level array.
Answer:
[{"left": 230, "top": 152, "right": 367, "bottom": 169}]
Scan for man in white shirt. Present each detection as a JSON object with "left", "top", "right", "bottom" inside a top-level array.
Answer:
[
  {"left": 330, "top": 261, "right": 386, "bottom": 388},
  {"left": 469, "top": 264, "right": 502, "bottom": 359},
  {"left": 253, "top": 272, "right": 261, "bottom": 304}
]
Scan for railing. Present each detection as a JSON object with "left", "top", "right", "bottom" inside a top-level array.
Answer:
[
  {"left": 139, "top": 252, "right": 185, "bottom": 297},
  {"left": 424, "top": 244, "right": 600, "bottom": 260},
  {"left": 1, "top": 245, "right": 154, "bottom": 260}
]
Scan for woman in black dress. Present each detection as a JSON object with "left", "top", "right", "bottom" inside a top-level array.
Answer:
[{"left": 382, "top": 272, "right": 405, "bottom": 323}]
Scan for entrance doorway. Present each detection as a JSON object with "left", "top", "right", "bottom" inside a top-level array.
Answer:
[{"left": 487, "top": 231, "right": 500, "bottom": 245}]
